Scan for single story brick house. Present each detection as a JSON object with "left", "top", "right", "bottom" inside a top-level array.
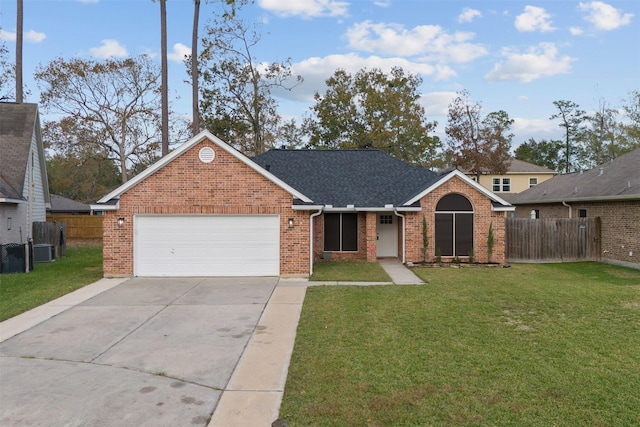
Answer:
[
  {"left": 508, "top": 148, "right": 640, "bottom": 269},
  {"left": 92, "top": 131, "right": 514, "bottom": 277}
]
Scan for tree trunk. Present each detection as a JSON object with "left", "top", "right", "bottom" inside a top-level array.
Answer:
[
  {"left": 16, "top": 0, "right": 23, "bottom": 103},
  {"left": 160, "top": 0, "right": 169, "bottom": 156},
  {"left": 191, "top": 0, "right": 200, "bottom": 136}
]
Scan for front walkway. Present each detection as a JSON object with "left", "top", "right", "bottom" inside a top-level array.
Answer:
[{"left": 377, "top": 258, "right": 424, "bottom": 284}]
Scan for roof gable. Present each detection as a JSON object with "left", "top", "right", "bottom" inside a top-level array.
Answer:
[
  {"left": 510, "top": 148, "right": 640, "bottom": 204},
  {"left": 0, "top": 102, "right": 49, "bottom": 203},
  {"left": 405, "top": 169, "right": 513, "bottom": 210},
  {"left": 95, "top": 130, "right": 312, "bottom": 205}
]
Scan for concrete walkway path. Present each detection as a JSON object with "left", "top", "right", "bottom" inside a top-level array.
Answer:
[{"left": 377, "top": 258, "right": 424, "bottom": 284}]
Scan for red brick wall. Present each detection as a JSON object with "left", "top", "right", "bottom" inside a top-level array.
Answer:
[
  {"left": 515, "top": 201, "right": 640, "bottom": 266},
  {"left": 103, "top": 139, "right": 310, "bottom": 277},
  {"left": 404, "top": 176, "right": 507, "bottom": 264}
]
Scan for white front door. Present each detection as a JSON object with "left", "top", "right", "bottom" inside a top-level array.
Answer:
[{"left": 376, "top": 213, "right": 398, "bottom": 257}]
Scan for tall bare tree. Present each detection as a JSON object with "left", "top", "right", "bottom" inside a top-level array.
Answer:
[
  {"left": 16, "top": 0, "right": 23, "bottom": 102},
  {"left": 159, "top": 0, "right": 169, "bottom": 156},
  {"left": 199, "top": 0, "right": 301, "bottom": 155},
  {"left": 191, "top": 0, "right": 201, "bottom": 135},
  {"left": 0, "top": 31, "right": 15, "bottom": 101},
  {"left": 35, "top": 56, "right": 173, "bottom": 183},
  {"left": 550, "top": 100, "right": 586, "bottom": 173},
  {"left": 446, "top": 90, "right": 513, "bottom": 179}
]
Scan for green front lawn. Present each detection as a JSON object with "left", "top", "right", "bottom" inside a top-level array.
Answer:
[
  {"left": 281, "top": 262, "right": 640, "bottom": 426},
  {"left": 311, "top": 261, "right": 392, "bottom": 282},
  {"left": 0, "top": 242, "right": 103, "bottom": 322}
]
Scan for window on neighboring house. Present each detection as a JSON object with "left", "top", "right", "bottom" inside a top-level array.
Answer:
[
  {"left": 492, "top": 178, "right": 511, "bottom": 192},
  {"left": 529, "top": 177, "right": 538, "bottom": 188},
  {"left": 435, "top": 194, "right": 473, "bottom": 257},
  {"left": 324, "top": 213, "right": 358, "bottom": 251},
  {"left": 530, "top": 209, "right": 540, "bottom": 219},
  {"left": 579, "top": 209, "right": 587, "bottom": 218}
]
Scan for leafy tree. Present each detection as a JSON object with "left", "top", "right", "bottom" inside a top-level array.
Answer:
[
  {"left": 46, "top": 149, "right": 121, "bottom": 204},
  {"left": 35, "top": 55, "right": 186, "bottom": 183},
  {"left": 582, "top": 98, "right": 619, "bottom": 167},
  {"left": 445, "top": 90, "right": 513, "bottom": 179},
  {"left": 550, "top": 100, "right": 586, "bottom": 173},
  {"left": 305, "top": 67, "right": 440, "bottom": 165},
  {"left": 619, "top": 90, "right": 640, "bottom": 152},
  {"left": 198, "top": 0, "right": 302, "bottom": 156},
  {"left": 0, "top": 32, "right": 15, "bottom": 101},
  {"left": 514, "top": 138, "right": 563, "bottom": 172}
]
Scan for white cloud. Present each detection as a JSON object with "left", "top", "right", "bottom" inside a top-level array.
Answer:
[
  {"left": 89, "top": 39, "right": 128, "bottom": 59},
  {"left": 0, "top": 29, "right": 16, "bottom": 41},
  {"left": 484, "top": 42, "right": 574, "bottom": 83},
  {"left": 257, "top": 0, "right": 348, "bottom": 18},
  {"left": 0, "top": 29, "right": 46, "bottom": 42},
  {"left": 458, "top": 8, "right": 482, "bottom": 23},
  {"left": 569, "top": 26, "right": 584, "bottom": 35},
  {"left": 420, "top": 91, "right": 458, "bottom": 116},
  {"left": 167, "top": 43, "right": 191, "bottom": 63},
  {"left": 515, "top": 5, "right": 555, "bottom": 32},
  {"left": 274, "top": 53, "right": 456, "bottom": 103},
  {"left": 25, "top": 30, "right": 46, "bottom": 43},
  {"left": 513, "top": 117, "right": 557, "bottom": 136},
  {"left": 345, "top": 21, "right": 488, "bottom": 63},
  {"left": 373, "top": 0, "right": 391, "bottom": 8},
  {"left": 578, "top": 1, "right": 633, "bottom": 31}
]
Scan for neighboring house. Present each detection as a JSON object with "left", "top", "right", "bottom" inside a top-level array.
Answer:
[
  {"left": 509, "top": 148, "right": 640, "bottom": 268},
  {"left": 463, "top": 159, "right": 556, "bottom": 196},
  {"left": 0, "top": 103, "right": 51, "bottom": 245},
  {"left": 92, "top": 131, "right": 514, "bottom": 277},
  {"left": 48, "top": 194, "right": 92, "bottom": 215}
]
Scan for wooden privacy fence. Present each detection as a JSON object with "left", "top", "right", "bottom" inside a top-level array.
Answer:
[
  {"left": 506, "top": 217, "right": 601, "bottom": 262},
  {"left": 46, "top": 215, "right": 104, "bottom": 239},
  {"left": 32, "top": 221, "right": 67, "bottom": 258}
]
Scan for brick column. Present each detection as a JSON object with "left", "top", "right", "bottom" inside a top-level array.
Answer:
[{"left": 366, "top": 211, "right": 377, "bottom": 262}]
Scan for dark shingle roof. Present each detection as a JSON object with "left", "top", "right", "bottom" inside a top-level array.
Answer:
[
  {"left": 252, "top": 149, "right": 440, "bottom": 207},
  {"left": 0, "top": 102, "right": 39, "bottom": 200},
  {"left": 49, "top": 194, "right": 91, "bottom": 213},
  {"left": 509, "top": 148, "right": 640, "bottom": 204}
]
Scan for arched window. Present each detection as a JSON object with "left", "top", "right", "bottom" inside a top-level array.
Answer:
[{"left": 435, "top": 194, "right": 473, "bottom": 257}]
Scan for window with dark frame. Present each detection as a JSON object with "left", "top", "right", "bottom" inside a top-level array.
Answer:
[
  {"left": 492, "top": 178, "right": 511, "bottom": 192},
  {"left": 379, "top": 215, "right": 393, "bottom": 224},
  {"left": 529, "top": 177, "right": 538, "bottom": 188},
  {"left": 579, "top": 209, "right": 587, "bottom": 218},
  {"left": 435, "top": 194, "right": 474, "bottom": 257},
  {"left": 324, "top": 213, "right": 358, "bottom": 252}
]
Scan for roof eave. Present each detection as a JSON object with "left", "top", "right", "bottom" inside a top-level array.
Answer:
[{"left": 511, "top": 194, "right": 640, "bottom": 205}]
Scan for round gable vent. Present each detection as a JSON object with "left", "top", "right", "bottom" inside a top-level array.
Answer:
[{"left": 199, "top": 147, "right": 215, "bottom": 163}]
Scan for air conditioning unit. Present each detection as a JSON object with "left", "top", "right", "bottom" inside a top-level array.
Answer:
[{"left": 33, "top": 244, "right": 54, "bottom": 263}]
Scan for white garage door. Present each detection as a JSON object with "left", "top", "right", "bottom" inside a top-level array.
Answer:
[{"left": 134, "top": 215, "right": 280, "bottom": 277}]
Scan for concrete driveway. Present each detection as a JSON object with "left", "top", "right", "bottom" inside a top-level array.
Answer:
[{"left": 0, "top": 277, "right": 282, "bottom": 426}]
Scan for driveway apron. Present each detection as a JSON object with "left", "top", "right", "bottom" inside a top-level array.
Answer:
[{"left": 0, "top": 277, "right": 278, "bottom": 426}]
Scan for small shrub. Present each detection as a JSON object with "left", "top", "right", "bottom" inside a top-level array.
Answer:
[
  {"left": 487, "top": 222, "right": 494, "bottom": 263},
  {"left": 468, "top": 248, "right": 475, "bottom": 264},
  {"left": 435, "top": 248, "right": 442, "bottom": 264},
  {"left": 453, "top": 256, "right": 461, "bottom": 264}
]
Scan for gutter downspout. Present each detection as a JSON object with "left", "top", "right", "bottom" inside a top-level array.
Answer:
[
  {"left": 309, "top": 208, "right": 323, "bottom": 276},
  {"left": 562, "top": 201, "right": 572, "bottom": 218},
  {"left": 393, "top": 209, "right": 406, "bottom": 264}
]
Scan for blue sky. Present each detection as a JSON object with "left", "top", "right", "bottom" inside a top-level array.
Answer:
[{"left": 1, "top": 0, "right": 638, "bottom": 148}]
